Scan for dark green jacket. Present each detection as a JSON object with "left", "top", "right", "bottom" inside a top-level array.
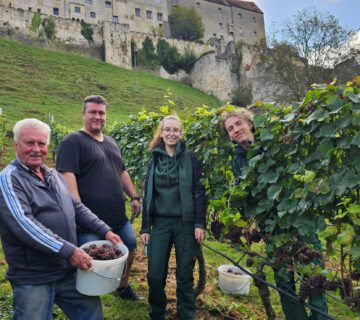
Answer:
[{"left": 140, "top": 141, "right": 207, "bottom": 233}]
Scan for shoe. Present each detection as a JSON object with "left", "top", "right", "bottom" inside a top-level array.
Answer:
[{"left": 114, "top": 284, "right": 145, "bottom": 301}]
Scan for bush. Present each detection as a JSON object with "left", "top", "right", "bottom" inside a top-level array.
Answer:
[
  {"left": 179, "top": 51, "right": 197, "bottom": 74},
  {"left": 42, "top": 17, "right": 56, "bottom": 40},
  {"left": 136, "top": 37, "right": 158, "bottom": 69},
  {"left": 81, "top": 21, "right": 93, "bottom": 43},
  {"left": 231, "top": 85, "right": 253, "bottom": 106},
  {"left": 156, "top": 39, "right": 181, "bottom": 74},
  {"left": 30, "top": 12, "right": 41, "bottom": 32}
]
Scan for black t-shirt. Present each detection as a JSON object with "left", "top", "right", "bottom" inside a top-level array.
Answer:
[{"left": 56, "top": 130, "right": 127, "bottom": 230}]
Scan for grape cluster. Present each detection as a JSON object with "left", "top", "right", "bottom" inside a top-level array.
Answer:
[
  {"left": 349, "top": 292, "right": 360, "bottom": 309},
  {"left": 210, "top": 221, "right": 224, "bottom": 240},
  {"left": 246, "top": 258, "right": 254, "bottom": 267},
  {"left": 299, "top": 274, "right": 327, "bottom": 302},
  {"left": 226, "top": 226, "right": 243, "bottom": 244},
  {"left": 84, "top": 244, "right": 123, "bottom": 260},
  {"left": 294, "top": 247, "right": 323, "bottom": 264}
]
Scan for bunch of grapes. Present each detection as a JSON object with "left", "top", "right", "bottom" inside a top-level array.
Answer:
[
  {"left": 349, "top": 292, "right": 360, "bottom": 310},
  {"left": 210, "top": 221, "right": 224, "bottom": 240},
  {"left": 84, "top": 244, "right": 123, "bottom": 260},
  {"left": 275, "top": 247, "right": 292, "bottom": 265},
  {"left": 295, "top": 247, "right": 323, "bottom": 264},
  {"left": 299, "top": 274, "right": 327, "bottom": 302},
  {"left": 226, "top": 226, "right": 243, "bottom": 244}
]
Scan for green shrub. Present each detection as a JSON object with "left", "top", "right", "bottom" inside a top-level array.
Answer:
[
  {"left": 81, "top": 21, "right": 93, "bottom": 43},
  {"left": 30, "top": 12, "right": 41, "bottom": 32},
  {"left": 136, "top": 37, "right": 158, "bottom": 69},
  {"left": 42, "top": 17, "right": 56, "bottom": 40},
  {"left": 231, "top": 84, "right": 253, "bottom": 106},
  {"left": 179, "top": 50, "right": 197, "bottom": 74},
  {"left": 50, "top": 123, "right": 73, "bottom": 160},
  {"left": 156, "top": 39, "right": 181, "bottom": 74}
]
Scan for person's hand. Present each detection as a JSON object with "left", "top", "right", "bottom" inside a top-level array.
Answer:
[
  {"left": 195, "top": 228, "right": 205, "bottom": 245},
  {"left": 105, "top": 231, "right": 122, "bottom": 245},
  {"left": 141, "top": 233, "right": 150, "bottom": 244},
  {"left": 69, "top": 248, "right": 92, "bottom": 270},
  {"left": 131, "top": 199, "right": 141, "bottom": 217}
]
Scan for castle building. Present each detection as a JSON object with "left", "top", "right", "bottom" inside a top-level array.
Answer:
[{"left": 0, "top": 0, "right": 264, "bottom": 45}]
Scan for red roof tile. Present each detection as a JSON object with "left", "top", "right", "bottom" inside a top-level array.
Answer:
[{"left": 205, "top": 0, "right": 263, "bottom": 14}]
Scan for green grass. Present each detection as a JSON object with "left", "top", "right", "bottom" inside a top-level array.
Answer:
[{"left": 0, "top": 38, "right": 220, "bottom": 129}]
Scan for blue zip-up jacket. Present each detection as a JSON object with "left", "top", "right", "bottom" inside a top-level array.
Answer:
[{"left": 0, "top": 159, "right": 111, "bottom": 285}]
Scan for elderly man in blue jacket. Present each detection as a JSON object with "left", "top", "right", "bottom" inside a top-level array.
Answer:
[{"left": 0, "top": 118, "right": 121, "bottom": 320}]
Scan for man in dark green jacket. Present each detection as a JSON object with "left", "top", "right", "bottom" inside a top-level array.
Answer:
[{"left": 221, "top": 108, "right": 328, "bottom": 320}]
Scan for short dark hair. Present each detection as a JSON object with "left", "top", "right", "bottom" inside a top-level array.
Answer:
[{"left": 83, "top": 95, "right": 108, "bottom": 112}]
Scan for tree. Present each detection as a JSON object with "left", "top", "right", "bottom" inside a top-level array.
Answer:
[
  {"left": 276, "top": 8, "right": 349, "bottom": 87},
  {"left": 168, "top": 7, "right": 204, "bottom": 42},
  {"left": 156, "top": 39, "right": 181, "bottom": 74}
]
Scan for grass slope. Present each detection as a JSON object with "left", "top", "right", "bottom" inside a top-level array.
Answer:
[{"left": 0, "top": 38, "right": 220, "bottom": 128}]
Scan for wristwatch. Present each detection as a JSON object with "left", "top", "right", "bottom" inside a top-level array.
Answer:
[{"left": 131, "top": 196, "right": 141, "bottom": 201}]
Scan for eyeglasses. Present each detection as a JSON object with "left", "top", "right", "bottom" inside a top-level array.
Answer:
[{"left": 161, "top": 127, "right": 181, "bottom": 134}]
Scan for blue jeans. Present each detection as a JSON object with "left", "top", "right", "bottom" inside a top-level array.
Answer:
[
  {"left": 77, "top": 220, "right": 137, "bottom": 250},
  {"left": 11, "top": 272, "right": 103, "bottom": 320}
]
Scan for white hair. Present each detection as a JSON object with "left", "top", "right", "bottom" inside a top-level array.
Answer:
[{"left": 13, "top": 119, "right": 51, "bottom": 145}]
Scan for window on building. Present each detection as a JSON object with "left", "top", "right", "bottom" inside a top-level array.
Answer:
[
  {"left": 219, "top": 22, "right": 223, "bottom": 29},
  {"left": 85, "top": 0, "right": 93, "bottom": 4},
  {"left": 37, "top": 8, "right": 41, "bottom": 13},
  {"left": 254, "top": 31, "right": 258, "bottom": 37},
  {"left": 218, "top": 8, "right": 222, "bottom": 14},
  {"left": 196, "top": 2, "right": 201, "bottom": 8},
  {"left": 213, "top": 33, "right": 217, "bottom": 37},
  {"left": 157, "top": 12, "right": 163, "bottom": 21},
  {"left": 238, "top": 13, "right": 242, "bottom": 19},
  {"left": 112, "top": 15, "right": 118, "bottom": 23},
  {"left": 53, "top": 7, "right": 59, "bottom": 16},
  {"left": 135, "top": 8, "right": 141, "bottom": 17},
  {"left": 74, "top": 6, "right": 80, "bottom": 13},
  {"left": 28, "top": 7, "right": 32, "bottom": 11},
  {"left": 146, "top": 10, "right": 152, "bottom": 19},
  {"left": 105, "top": 1, "right": 112, "bottom": 8},
  {"left": 90, "top": 11, "right": 96, "bottom": 18},
  {"left": 252, "top": 16, "right": 256, "bottom": 22}
]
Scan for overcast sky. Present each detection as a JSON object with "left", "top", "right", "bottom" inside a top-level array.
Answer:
[{"left": 254, "top": 0, "right": 360, "bottom": 33}]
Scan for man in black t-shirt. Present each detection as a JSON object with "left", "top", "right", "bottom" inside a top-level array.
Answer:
[{"left": 56, "top": 95, "right": 143, "bottom": 301}]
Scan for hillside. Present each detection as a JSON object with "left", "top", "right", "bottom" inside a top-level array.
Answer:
[{"left": 0, "top": 38, "right": 220, "bottom": 128}]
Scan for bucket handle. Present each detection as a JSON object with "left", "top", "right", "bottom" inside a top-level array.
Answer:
[
  {"left": 86, "top": 260, "right": 127, "bottom": 281},
  {"left": 86, "top": 268, "right": 121, "bottom": 281}
]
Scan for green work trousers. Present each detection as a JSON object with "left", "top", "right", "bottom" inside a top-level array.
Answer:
[
  {"left": 147, "top": 217, "right": 199, "bottom": 320},
  {"left": 273, "top": 236, "right": 328, "bottom": 320}
]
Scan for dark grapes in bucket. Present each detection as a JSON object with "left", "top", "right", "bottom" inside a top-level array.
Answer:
[{"left": 84, "top": 244, "right": 123, "bottom": 260}]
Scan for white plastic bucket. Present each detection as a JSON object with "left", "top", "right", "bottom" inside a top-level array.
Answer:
[
  {"left": 76, "top": 240, "right": 129, "bottom": 296},
  {"left": 218, "top": 264, "right": 251, "bottom": 295}
]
